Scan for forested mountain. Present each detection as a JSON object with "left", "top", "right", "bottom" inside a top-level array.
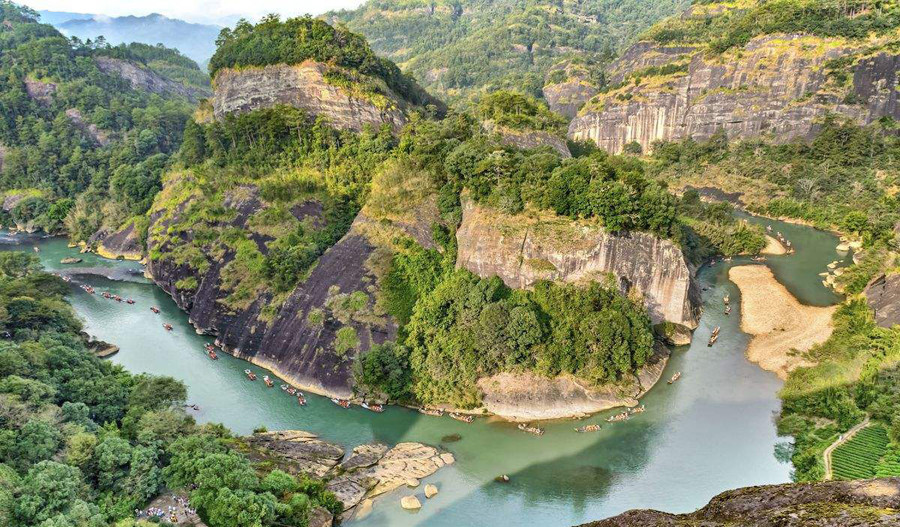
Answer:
[
  {"left": 44, "top": 12, "right": 221, "bottom": 66},
  {"left": 0, "top": 1, "right": 203, "bottom": 240},
  {"left": 327, "top": 0, "right": 690, "bottom": 106}
]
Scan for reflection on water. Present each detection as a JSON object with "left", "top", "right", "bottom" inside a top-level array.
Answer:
[{"left": 0, "top": 215, "right": 846, "bottom": 526}]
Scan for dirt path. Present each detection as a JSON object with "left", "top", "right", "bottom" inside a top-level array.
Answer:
[
  {"left": 729, "top": 265, "right": 836, "bottom": 379},
  {"left": 824, "top": 417, "right": 871, "bottom": 480}
]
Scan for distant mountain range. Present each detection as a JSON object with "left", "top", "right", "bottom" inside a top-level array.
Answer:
[{"left": 38, "top": 10, "right": 221, "bottom": 66}]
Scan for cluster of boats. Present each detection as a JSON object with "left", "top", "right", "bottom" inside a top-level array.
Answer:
[
  {"left": 767, "top": 225, "right": 794, "bottom": 253},
  {"left": 78, "top": 283, "right": 136, "bottom": 304},
  {"left": 204, "top": 343, "right": 218, "bottom": 360},
  {"left": 416, "top": 407, "right": 476, "bottom": 423},
  {"left": 279, "top": 384, "right": 307, "bottom": 405}
]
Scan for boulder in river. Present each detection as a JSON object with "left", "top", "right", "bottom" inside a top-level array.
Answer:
[
  {"left": 424, "top": 484, "right": 439, "bottom": 499},
  {"left": 400, "top": 495, "right": 422, "bottom": 510},
  {"left": 60, "top": 257, "right": 83, "bottom": 264}
]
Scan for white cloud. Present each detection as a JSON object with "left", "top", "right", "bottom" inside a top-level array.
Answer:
[{"left": 26, "top": 0, "right": 365, "bottom": 25}]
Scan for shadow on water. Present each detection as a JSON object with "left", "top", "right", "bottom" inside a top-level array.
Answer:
[{"left": 0, "top": 220, "right": 847, "bottom": 527}]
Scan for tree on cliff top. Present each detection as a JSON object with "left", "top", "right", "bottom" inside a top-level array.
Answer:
[{"left": 208, "top": 14, "right": 441, "bottom": 110}]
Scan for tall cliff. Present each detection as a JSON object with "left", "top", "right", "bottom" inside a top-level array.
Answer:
[
  {"left": 212, "top": 62, "right": 411, "bottom": 132},
  {"left": 146, "top": 179, "right": 393, "bottom": 398},
  {"left": 569, "top": 8, "right": 900, "bottom": 153},
  {"left": 456, "top": 200, "right": 700, "bottom": 331}
]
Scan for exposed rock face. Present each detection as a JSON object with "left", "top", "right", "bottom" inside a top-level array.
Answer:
[
  {"left": 212, "top": 62, "right": 409, "bottom": 132},
  {"left": 865, "top": 274, "right": 900, "bottom": 329},
  {"left": 65, "top": 108, "right": 110, "bottom": 146},
  {"left": 456, "top": 201, "right": 700, "bottom": 330},
  {"left": 477, "top": 343, "right": 669, "bottom": 421},
  {"left": 241, "top": 430, "right": 450, "bottom": 521},
  {"left": 23, "top": 78, "right": 56, "bottom": 105},
  {"left": 487, "top": 123, "right": 571, "bottom": 158},
  {"left": 581, "top": 478, "right": 900, "bottom": 526},
  {"left": 95, "top": 56, "right": 207, "bottom": 101},
  {"left": 91, "top": 220, "right": 143, "bottom": 260},
  {"left": 145, "top": 183, "right": 393, "bottom": 399},
  {"left": 570, "top": 34, "right": 900, "bottom": 153},
  {"left": 543, "top": 79, "right": 598, "bottom": 119}
]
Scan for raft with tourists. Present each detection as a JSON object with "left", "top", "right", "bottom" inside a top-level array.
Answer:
[
  {"left": 263, "top": 375, "right": 274, "bottom": 387},
  {"left": 517, "top": 423, "right": 545, "bottom": 436},
  {"left": 574, "top": 424, "right": 601, "bottom": 433},
  {"left": 418, "top": 407, "right": 444, "bottom": 417},
  {"left": 150, "top": 306, "right": 160, "bottom": 314},
  {"left": 629, "top": 405, "right": 646, "bottom": 415},
  {"left": 362, "top": 402, "right": 384, "bottom": 413},
  {"left": 668, "top": 371, "right": 682, "bottom": 384},
  {"left": 297, "top": 394, "right": 306, "bottom": 405},
  {"left": 244, "top": 369, "right": 256, "bottom": 381},
  {"left": 449, "top": 412, "right": 474, "bottom": 423},
  {"left": 331, "top": 398, "right": 350, "bottom": 409},
  {"left": 708, "top": 326, "right": 721, "bottom": 346},
  {"left": 162, "top": 323, "right": 173, "bottom": 331},
  {"left": 606, "top": 411, "right": 629, "bottom": 423}
]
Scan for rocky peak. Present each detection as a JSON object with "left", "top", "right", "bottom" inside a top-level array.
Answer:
[{"left": 212, "top": 62, "right": 410, "bottom": 133}]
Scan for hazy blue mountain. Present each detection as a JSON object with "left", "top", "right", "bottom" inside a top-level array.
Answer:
[{"left": 42, "top": 12, "right": 220, "bottom": 66}]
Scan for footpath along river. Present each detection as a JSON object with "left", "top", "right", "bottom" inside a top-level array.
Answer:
[{"left": 2, "top": 215, "right": 845, "bottom": 527}]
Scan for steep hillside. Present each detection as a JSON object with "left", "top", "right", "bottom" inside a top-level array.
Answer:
[
  {"left": 0, "top": 1, "right": 202, "bottom": 241},
  {"left": 327, "top": 0, "right": 690, "bottom": 106},
  {"left": 569, "top": 0, "right": 900, "bottom": 153}
]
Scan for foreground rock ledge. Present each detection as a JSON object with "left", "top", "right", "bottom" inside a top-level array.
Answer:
[
  {"left": 240, "top": 431, "right": 451, "bottom": 521},
  {"left": 581, "top": 478, "right": 900, "bottom": 526}
]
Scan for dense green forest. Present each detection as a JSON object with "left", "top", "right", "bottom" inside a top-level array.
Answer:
[
  {"left": 328, "top": 0, "right": 690, "bottom": 105},
  {"left": 0, "top": 251, "right": 339, "bottom": 526},
  {"left": 0, "top": 1, "right": 200, "bottom": 239}
]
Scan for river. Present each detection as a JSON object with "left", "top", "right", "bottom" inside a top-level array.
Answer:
[{"left": 1, "top": 216, "right": 845, "bottom": 527}]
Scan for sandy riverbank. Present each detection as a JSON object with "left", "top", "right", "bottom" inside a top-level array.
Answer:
[
  {"left": 761, "top": 235, "right": 787, "bottom": 255},
  {"left": 729, "top": 265, "right": 836, "bottom": 379}
]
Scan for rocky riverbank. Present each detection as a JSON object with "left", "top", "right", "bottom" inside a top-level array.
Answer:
[
  {"left": 729, "top": 265, "right": 836, "bottom": 379},
  {"left": 237, "top": 430, "right": 454, "bottom": 522}
]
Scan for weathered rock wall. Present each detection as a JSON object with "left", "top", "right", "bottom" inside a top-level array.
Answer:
[
  {"left": 455, "top": 201, "right": 700, "bottom": 330},
  {"left": 490, "top": 124, "right": 572, "bottom": 158},
  {"left": 145, "top": 187, "right": 394, "bottom": 399},
  {"left": 212, "top": 63, "right": 409, "bottom": 132},
  {"left": 865, "top": 273, "right": 900, "bottom": 329},
  {"left": 570, "top": 34, "right": 900, "bottom": 153},
  {"left": 95, "top": 56, "right": 208, "bottom": 101}
]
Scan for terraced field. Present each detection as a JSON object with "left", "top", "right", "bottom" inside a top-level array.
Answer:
[{"left": 832, "top": 426, "right": 890, "bottom": 480}]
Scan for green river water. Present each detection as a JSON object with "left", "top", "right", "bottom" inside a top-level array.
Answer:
[{"left": 2, "top": 215, "right": 846, "bottom": 527}]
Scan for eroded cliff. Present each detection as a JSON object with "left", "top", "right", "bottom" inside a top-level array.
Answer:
[
  {"left": 456, "top": 200, "right": 700, "bottom": 332},
  {"left": 570, "top": 32, "right": 900, "bottom": 153},
  {"left": 212, "top": 62, "right": 410, "bottom": 132},
  {"left": 146, "top": 180, "right": 393, "bottom": 399},
  {"left": 95, "top": 56, "right": 209, "bottom": 101}
]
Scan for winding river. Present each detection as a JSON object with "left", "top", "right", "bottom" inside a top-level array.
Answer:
[{"left": 2, "top": 215, "right": 845, "bottom": 527}]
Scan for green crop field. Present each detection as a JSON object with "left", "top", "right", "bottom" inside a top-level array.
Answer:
[{"left": 832, "top": 426, "right": 891, "bottom": 480}]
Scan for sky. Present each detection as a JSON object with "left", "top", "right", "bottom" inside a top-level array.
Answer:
[{"left": 25, "top": 0, "right": 366, "bottom": 25}]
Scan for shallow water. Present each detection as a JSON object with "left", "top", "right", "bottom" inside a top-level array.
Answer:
[{"left": 2, "top": 216, "right": 847, "bottom": 526}]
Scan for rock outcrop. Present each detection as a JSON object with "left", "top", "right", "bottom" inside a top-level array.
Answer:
[
  {"left": 581, "top": 478, "right": 900, "bottom": 526},
  {"left": 486, "top": 123, "right": 571, "bottom": 158},
  {"left": 456, "top": 201, "right": 700, "bottom": 331},
  {"left": 477, "top": 343, "right": 669, "bottom": 421},
  {"left": 145, "top": 182, "right": 393, "bottom": 399},
  {"left": 212, "top": 62, "right": 409, "bottom": 132},
  {"left": 240, "top": 430, "right": 451, "bottom": 521},
  {"left": 65, "top": 108, "right": 110, "bottom": 146},
  {"left": 23, "top": 78, "right": 56, "bottom": 105},
  {"left": 543, "top": 79, "right": 598, "bottom": 120},
  {"left": 90, "top": 220, "right": 143, "bottom": 260},
  {"left": 865, "top": 274, "right": 900, "bottom": 329},
  {"left": 95, "top": 56, "right": 208, "bottom": 101},
  {"left": 570, "top": 33, "right": 900, "bottom": 153}
]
